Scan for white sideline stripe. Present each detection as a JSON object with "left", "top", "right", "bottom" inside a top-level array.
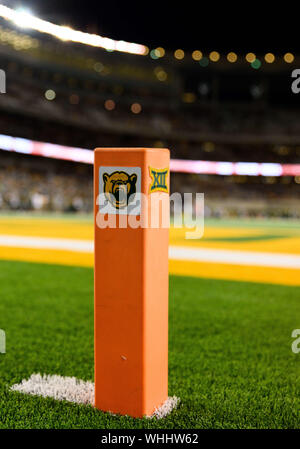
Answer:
[
  {"left": 0, "top": 235, "right": 93, "bottom": 252},
  {"left": 11, "top": 373, "right": 94, "bottom": 405},
  {"left": 10, "top": 373, "right": 180, "bottom": 418},
  {"left": 169, "top": 246, "right": 300, "bottom": 269},
  {"left": 0, "top": 235, "right": 299, "bottom": 269}
]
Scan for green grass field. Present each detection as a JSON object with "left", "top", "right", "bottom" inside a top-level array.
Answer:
[{"left": 0, "top": 260, "right": 299, "bottom": 429}]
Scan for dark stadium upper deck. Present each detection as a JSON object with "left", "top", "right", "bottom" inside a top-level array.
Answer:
[{"left": 0, "top": 10, "right": 300, "bottom": 166}]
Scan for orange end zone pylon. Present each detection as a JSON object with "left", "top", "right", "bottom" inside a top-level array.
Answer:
[{"left": 94, "top": 148, "right": 170, "bottom": 417}]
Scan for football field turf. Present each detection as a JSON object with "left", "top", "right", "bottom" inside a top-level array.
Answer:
[{"left": 0, "top": 215, "right": 299, "bottom": 428}]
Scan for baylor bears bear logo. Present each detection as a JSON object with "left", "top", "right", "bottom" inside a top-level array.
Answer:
[
  {"left": 99, "top": 166, "right": 141, "bottom": 215},
  {"left": 103, "top": 171, "right": 137, "bottom": 209}
]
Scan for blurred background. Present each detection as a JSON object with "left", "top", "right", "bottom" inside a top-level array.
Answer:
[
  {"left": 0, "top": 2, "right": 299, "bottom": 430},
  {"left": 0, "top": 1, "right": 299, "bottom": 218}
]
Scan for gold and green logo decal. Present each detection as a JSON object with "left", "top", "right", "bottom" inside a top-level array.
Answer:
[
  {"left": 103, "top": 171, "right": 137, "bottom": 209},
  {"left": 149, "top": 167, "right": 169, "bottom": 193}
]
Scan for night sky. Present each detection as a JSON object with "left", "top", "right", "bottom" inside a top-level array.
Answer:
[{"left": 3, "top": 0, "right": 299, "bottom": 54}]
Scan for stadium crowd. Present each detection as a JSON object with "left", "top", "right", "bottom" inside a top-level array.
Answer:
[
  {"left": 0, "top": 155, "right": 299, "bottom": 218},
  {"left": 0, "top": 16, "right": 299, "bottom": 219},
  {"left": 0, "top": 157, "right": 93, "bottom": 213}
]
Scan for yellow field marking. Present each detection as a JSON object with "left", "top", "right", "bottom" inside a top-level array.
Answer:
[
  {"left": 169, "top": 227, "right": 300, "bottom": 254},
  {"left": 0, "top": 217, "right": 299, "bottom": 254},
  {"left": 169, "top": 236, "right": 300, "bottom": 255},
  {"left": 0, "top": 216, "right": 299, "bottom": 285},
  {"left": 0, "top": 218, "right": 93, "bottom": 240},
  {"left": 0, "top": 245, "right": 299, "bottom": 286},
  {"left": 0, "top": 246, "right": 93, "bottom": 267},
  {"left": 171, "top": 226, "right": 266, "bottom": 239},
  {"left": 169, "top": 260, "right": 300, "bottom": 286}
]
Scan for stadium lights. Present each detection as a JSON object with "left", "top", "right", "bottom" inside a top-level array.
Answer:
[
  {"left": 284, "top": 52, "right": 294, "bottom": 63},
  {"left": 154, "top": 47, "right": 165, "bottom": 58},
  {"left": 209, "top": 51, "right": 220, "bottom": 62},
  {"left": 0, "top": 5, "right": 296, "bottom": 62},
  {"left": 0, "top": 4, "right": 147, "bottom": 55},
  {"left": 12, "top": 8, "right": 34, "bottom": 28},
  {"left": 131, "top": 102, "right": 142, "bottom": 113},
  {"left": 0, "top": 133, "right": 300, "bottom": 177},
  {"left": 104, "top": 99, "right": 115, "bottom": 111},
  {"left": 264, "top": 53, "right": 275, "bottom": 63},
  {"left": 227, "top": 52, "right": 238, "bottom": 63},
  {"left": 45, "top": 89, "right": 56, "bottom": 100},
  {"left": 246, "top": 53, "right": 256, "bottom": 63},
  {"left": 174, "top": 49, "right": 184, "bottom": 60},
  {"left": 192, "top": 50, "right": 203, "bottom": 61}
]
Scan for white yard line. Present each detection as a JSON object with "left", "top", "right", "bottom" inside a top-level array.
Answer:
[
  {"left": 169, "top": 246, "right": 300, "bottom": 269},
  {"left": 0, "top": 235, "right": 93, "bottom": 252},
  {"left": 10, "top": 373, "right": 180, "bottom": 418},
  {"left": 11, "top": 373, "right": 94, "bottom": 405},
  {"left": 0, "top": 235, "right": 299, "bottom": 269}
]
